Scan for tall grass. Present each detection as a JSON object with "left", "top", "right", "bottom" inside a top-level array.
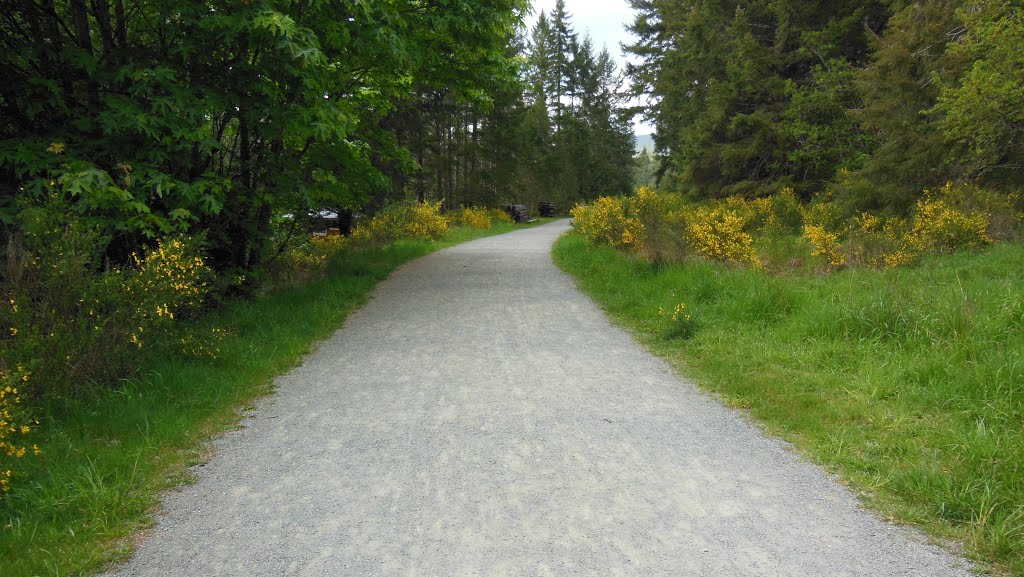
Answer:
[
  {"left": 554, "top": 233, "right": 1024, "bottom": 575},
  {"left": 0, "top": 222, "right": 533, "bottom": 577}
]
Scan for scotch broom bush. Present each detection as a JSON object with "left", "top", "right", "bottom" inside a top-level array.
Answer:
[
  {"left": 351, "top": 201, "right": 449, "bottom": 246},
  {"left": 449, "top": 207, "right": 493, "bottom": 229},
  {"left": 272, "top": 234, "right": 350, "bottom": 288},
  {"left": 685, "top": 204, "right": 762, "bottom": 268},
  {"left": 0, "top": 367, "right": 37, "bottom": 495},
  {"left": 570, "top": 183, "right": 1014, "bottom": 274},
  {"left": 1, "top": 208, "right": 213, "bottom": 495},
  {"left": 487, "top": 208, "right": 515, "bottom": 225},
  {"left": 570, "top": 196, "right": 645, "bottom": 250}
]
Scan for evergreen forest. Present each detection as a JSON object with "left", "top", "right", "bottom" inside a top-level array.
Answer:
[{"left": 625, "top": 0, "right": 1023, "bottom": 209}]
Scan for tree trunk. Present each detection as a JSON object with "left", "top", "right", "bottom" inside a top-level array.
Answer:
[
  {"left": 90, "top": 0, "right": 115, "bottom": 55},
  {"left": 70, "top": 0, "right": 99, "bottom": 110}
]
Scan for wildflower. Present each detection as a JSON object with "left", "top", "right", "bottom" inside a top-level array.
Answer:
[{"left": 670, "top": 303, "right": 691, "bottom": 322}]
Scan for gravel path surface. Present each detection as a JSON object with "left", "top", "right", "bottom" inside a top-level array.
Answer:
[{"left": 108, "top": 220, "right": 972, "bottom": 576}]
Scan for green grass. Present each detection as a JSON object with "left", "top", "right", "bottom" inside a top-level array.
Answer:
[
  {"left": 553, "top": 232, "right": 1024, "bottom": 575},
  {"left": 0, "top": 221, "right": 541, "bottom": 577}
]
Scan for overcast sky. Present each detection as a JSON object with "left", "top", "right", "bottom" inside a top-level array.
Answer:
[
  {"left": 523, "top": 0, "right": 652, "bottom": 135},
  {"left": 525, "top": 0, "right": 637, "bottom": 63}
]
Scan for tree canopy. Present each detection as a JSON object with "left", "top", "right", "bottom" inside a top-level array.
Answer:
[
  {"left": 1, "top": 0, "right": 528, "bottom": 281},
  {"left": 1, "top": 0, "right": 640, "bottom": 288}
]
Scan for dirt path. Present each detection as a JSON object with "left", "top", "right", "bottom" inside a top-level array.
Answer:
[{"left": 108, "top": 220, "right": 971, "bottom": 576}]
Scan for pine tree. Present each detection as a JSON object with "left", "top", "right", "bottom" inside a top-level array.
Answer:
[
  {"left": 625, "top": 0, "right": 888, "bottom": 198},
  {"left": 849, "top": 0, "right": 963, "bottom": 210},
  {"left": 934, "top": 0, "right": 1024, "bottom": 186}
]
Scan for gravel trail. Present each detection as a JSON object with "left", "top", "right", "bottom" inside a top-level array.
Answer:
[{"left": 108, "top": 220, "right": 972, "bottom": 576}]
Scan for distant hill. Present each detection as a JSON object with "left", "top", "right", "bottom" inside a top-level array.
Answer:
[{"left": 635, "top": 133, "right": 654, "bottom": 154}]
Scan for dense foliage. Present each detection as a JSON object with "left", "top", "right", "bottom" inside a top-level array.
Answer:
[
  {"left": 0, "top": 0, "right": 527, "bottom": 276},
  {"left": 625, "top": 0, "right": 1024, "bottom": 207}
]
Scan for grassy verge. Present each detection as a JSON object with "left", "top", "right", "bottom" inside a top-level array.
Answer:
[
  {"left": 553, "top": 231, "right": 1024, "bottom": 575},
  {"left": 0, "top": 221, "right": 541, "bottom": 577}
]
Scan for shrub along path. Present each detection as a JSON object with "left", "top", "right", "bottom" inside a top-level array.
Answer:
[{"left": 107, "top": 220, "right": 970, "bottom": 576}]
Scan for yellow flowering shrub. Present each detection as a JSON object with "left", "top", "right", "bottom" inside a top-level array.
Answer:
[
  {"left": 803, "top": 224, "right": 847, "bottom": 270},
  {"left": 713, "top": 191, "right": 801, "bottom": 234},
  {"left": 659, "top": 302, "right": 697, "bottom": 339},
  {"left": 799, "top": 193, "right": 854, "bottom": 270},
  {"left": 570, "top": 196, "right": 646, "bottom": 251},
  {"left": 685, "top": 205, "right": 761, "bottom": 267},
  {"left": 449, "top": 207, "right": 493, "bottom": 229},
  {"left": 880, "top": 226, "right": 921, "bottom": 268},
  {"left": 838, "top": 212, "right": 888, "bottom": 268},
  {"left": 631, "top": 186, "right": 664, "bottom": 221},
  {"left": 351, "top": 210, "right": 398, "bottom": 244},
  {"left": 351, "top": 201, "right": 449, "bottom": 245},
  {"left": 282, "top": 248, "right": 326, "bottom": 275},
  {"left": 568, "top": 182, "right": 1011, "bottom": 275},
  {"left": 122, "top": 237, "right": 211, "bottom": 348},
  {"left": 721, "top": 196, "right": 764, "bottom": 229},
  {"left": 0, "top": 366, "right": 39, "bottom": 495},
  {"left": 856, "top": 212, "right": 880, "bottom": 234},
  {"left": 908, "top": 192, "right": 992, "bottom": 254},
  {"left": 310, "top": 233, "right": 349, "bottom": 254},
  {"left": 867, "top": 184, "right": 995, "bottom": 267},
  {"left": 933, "top": 181, "right": 1023, "bottom": 241},
  {"left": 801, "top": 184, "right": 996, "bottom": 270},
  {"left": 406, "top": 201, "right": 450, "bottom": 240},
  {"left": 488, "top": 208, "right": 514, "bottom": 224},
  {"left": 630, "top": 187, "right": 679, "bottom": 262},
  {"left": 800, "top": 192, "right": 846, "bottom": 232}
]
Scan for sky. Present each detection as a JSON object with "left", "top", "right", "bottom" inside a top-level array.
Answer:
[
  {"left": 525, "top": 0, "right": 638, "bottom": 64},
  {"left": 524, "top": 0, "right": 654, "bottom": 135}
]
